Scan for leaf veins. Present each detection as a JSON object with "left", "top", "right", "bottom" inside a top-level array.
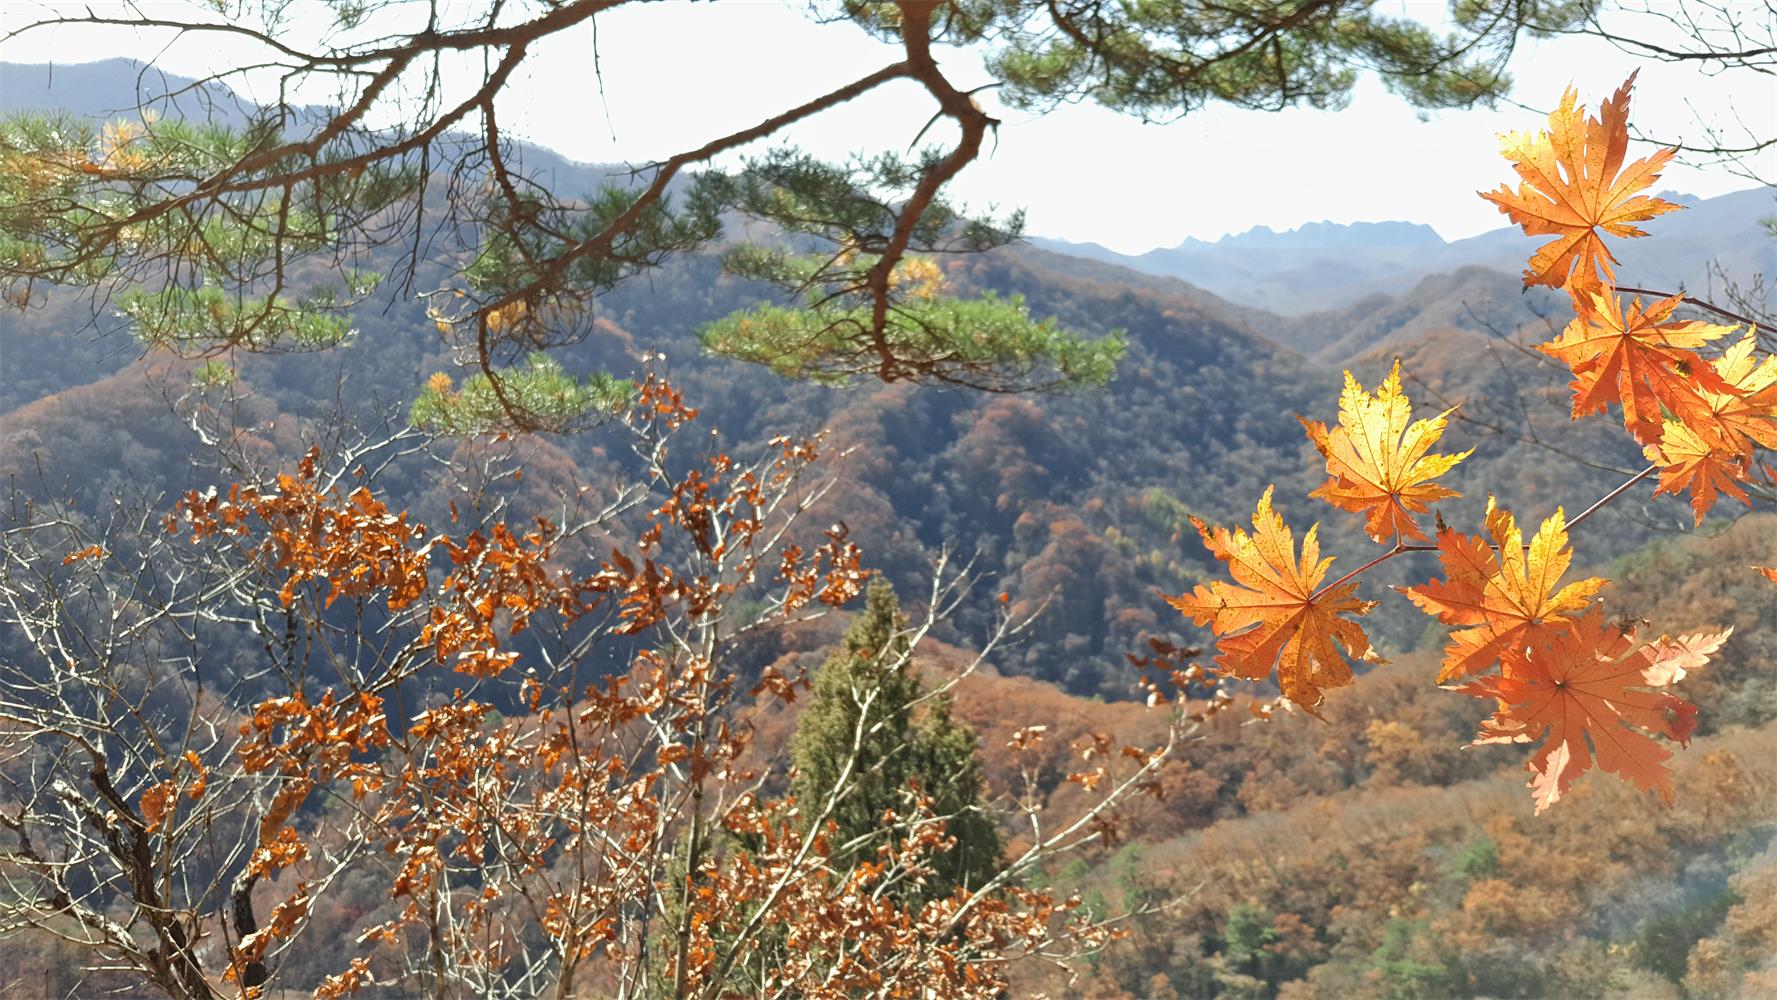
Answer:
[
  {"left": 1539, "top": 288, "right": 1738, "bottom": 445},
  {"left": 1697, "top": 332, "right": 1777, "bottom": 455},
  {"left": 1645, "top": 419, "right": 1753, "bottom": 526},
  {"left": 1165, "top": 486, "right": 1377, "bottom": 715},
  {"left": 1299, "top": 360, "right": 1472, "bottom": 543},
  {"left": 1404, "top": 499, "right": 1607, "bottom": 684},
  {"left": 1480, "top": 72, "right": 1681, "bottom": 295},
  {"left": 1450, "top": 606, "right": 1729, "bottom": 813},
  {"left": 1644, "top": 332, "right": 1777, "bottom": 522}
]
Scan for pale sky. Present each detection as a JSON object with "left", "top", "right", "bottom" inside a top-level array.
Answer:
[{"left": 2, "top": 1, "right": 1772, "bottom": 253}]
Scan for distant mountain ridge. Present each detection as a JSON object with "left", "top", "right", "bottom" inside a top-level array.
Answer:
[
  {"left": 1180, "top": 219, "right": 1446, "bottom": 251},
  {"left": 1054, "top": 218, "right": 1445, "bottom": 257},
  {"left": 1034, "top": 187, "right": 1773, "bottom": 315},
  {"left": 0, "top": 55, "right": 1740, "bottom": 700},
  {"left": 9, "top": 58, "right": 1769, "bottom": 322},
  {"left": 1, "top": 58, "right": 248, "bottom": 122}
]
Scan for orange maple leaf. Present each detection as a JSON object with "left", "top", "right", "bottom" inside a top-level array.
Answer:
[
  {"left": 1165, "top": 486, "right": 1377, "bottom": 714},
  {"left": 1697, "top": 332, "right": 1777, "bottom": 455},
  {"left": 1641, "top": 332, "right": 1777, "bottom": 524},
  {"left": 1539, "top": 288, "right": 1738, "bottom": 444},
  {"left": 1404, "top": 499, "right": 1607, "bottom": 683},
  {"left": 1645, "top": 419, "right": 1752, "bottom": 525},
  {"left": 1480, "top": 72, "right": 1680, "bottom": 294},
  {"left": 1300, "top": 360, "right": 1472, "bottom": 543},
  {"left": 1449, "top": 606, "right": 1729, "bottom": 813},
  {"left": 1756, "top": 566, "right": 1777, "bottom": 584}
]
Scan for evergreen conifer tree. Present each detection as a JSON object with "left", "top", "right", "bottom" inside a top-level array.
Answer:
[{"left": 789, "top": 578, "right": 1002, "bottom": 902}]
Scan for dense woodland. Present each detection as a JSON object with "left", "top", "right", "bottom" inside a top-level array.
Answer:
[
  {"left": 2, "top": 11, "right": 1776, "bottom": 998},
  {"left": 7, "top": 188, "right": 1775, "bottom": 999}
]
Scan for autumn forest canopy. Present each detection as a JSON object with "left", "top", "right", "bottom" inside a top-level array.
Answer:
[{"left": 0, "top": 1, "right": 1775, "bottom": 998}]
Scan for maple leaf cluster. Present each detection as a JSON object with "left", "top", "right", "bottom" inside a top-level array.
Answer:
[
  {"left": 1482, "top": 72, "right": 1777, "bottom": 526},
  {"left": 1167, "top": 361, "right": 1468, "bottom": 717},
  {"left": 1171, "top": 74, "right": 1767, "bottom": 813}
]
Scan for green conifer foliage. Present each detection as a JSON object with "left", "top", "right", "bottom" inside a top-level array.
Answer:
[
  {"left": 2, "top": 0, "right": 1629, "bottom": 426},
  {"left": 789, "top": 578, "right": 1003, "bottom": 901}
]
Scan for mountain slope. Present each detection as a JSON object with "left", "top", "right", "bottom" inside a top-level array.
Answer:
[{"left": 0, "top": 57, "right": 1747, "bottom": 701}]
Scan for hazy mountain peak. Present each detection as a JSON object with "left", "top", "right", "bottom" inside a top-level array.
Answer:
[
  {"left": 1169, "top": 219, "right": 1446, "bottom": 252},
  {"left": 1652, "top": 189, "right": 1704, "bottom": 208},
  {"left": 0, "top": 58, "right": 251, "bottom": 123}
]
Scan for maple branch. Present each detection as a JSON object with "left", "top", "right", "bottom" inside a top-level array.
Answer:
[
  {"left": 1312, "top": 541, "right": 1435, "bottom": 601},
  {"left": 1311, "top": 463, "right": 1663, "bottom": 602},
  {"left": 1565, "top": 463, "right": 1660, "bottom": 534},
  {"left": 1612, "top": 286, "right": 1765, "bottom": 330}
]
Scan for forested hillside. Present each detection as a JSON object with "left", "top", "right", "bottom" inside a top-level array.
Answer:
[
  {"left": 2, "top": 227, "right": 1706, "bottom": 695},
  {"left": 2, "top": 36, "right": 1773, "bottom": 1000}
]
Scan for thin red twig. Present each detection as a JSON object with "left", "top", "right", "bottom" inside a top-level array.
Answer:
[
  {"left": 1612, "top": 286, "right": 1763, "bottom": 329},
  {"left": 1309, "top": 463, "right": 1660, "bottom": 602}
]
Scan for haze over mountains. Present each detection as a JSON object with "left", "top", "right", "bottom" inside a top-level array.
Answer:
[
  {"left": 7, "top": 58, "right": 1770, "bottom": 323},
  {"left": 0, "top": 57, "right": 1768, "bottom": 692},
  {"left": 1034, "top": 187, "right": 1775, "bottom": 314},
  {"left": 6, "top": 56, "right": 1777, "bottom": 1000}
]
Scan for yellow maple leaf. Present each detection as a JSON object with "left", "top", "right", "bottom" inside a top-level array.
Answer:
[
  {"left": 1299, "top": 360, "right": 1472, "bottom": 543},
  {"left": 1165, "top": 486, "right": 1377, "bottom": 714},
  {"left": 1698, "top": 332, "right": 1777, "bottom": 455},
  {"left": 1404, "top": 499, "right": 1607, "bottom": 683},
  {"left": 1480, "top": 72, "right": 1681, "bottom": 295},
  {"left": 1646, "top": 418, "right": 1753, "bottom": 525}
]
